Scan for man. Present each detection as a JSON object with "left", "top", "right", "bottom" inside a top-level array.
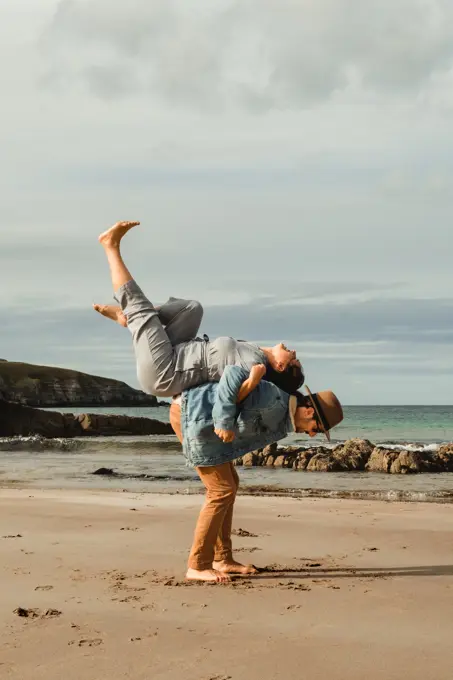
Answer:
[{"left": 170, "top": 365, "right": 343, "bottom": 584}]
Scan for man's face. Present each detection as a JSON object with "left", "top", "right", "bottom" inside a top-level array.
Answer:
[{"left": 295, "top": 406, "right": 321, "bottom": 438}]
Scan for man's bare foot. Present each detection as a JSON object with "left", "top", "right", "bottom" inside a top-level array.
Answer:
[
  {"left": 98, "top": 221, "right": 140, "bottom": 249},
  {"left": 185, "top": 568, "right": 231, "bottom": 584},
  {"left": 93, "top": 304, "right": 127, "bottom": 328},
  {"left": 212, "top": 560, "right": 258, "bottom": 575}
]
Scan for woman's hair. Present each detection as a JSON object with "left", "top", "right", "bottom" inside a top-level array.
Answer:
[
  {"left": 265, "top": 363, "right": 304, "bottom": 394},
  {"left": 295, "top": 391, "right": 310, "bottom": 408}
]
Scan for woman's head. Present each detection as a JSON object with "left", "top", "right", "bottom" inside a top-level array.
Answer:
[
  {"left": 266, "top": 343, "right": 297, "bottom": 372},
  {"left": 265, "top": 361, "right": 304, "bottom": 394}
]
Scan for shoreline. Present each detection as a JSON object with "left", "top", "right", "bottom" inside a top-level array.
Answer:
[
  {"left": 2, "top": 488, "right": 453, "bottom": 680},
  {"left": 2, "top": 480, "right": 453, "bottom": 505}
]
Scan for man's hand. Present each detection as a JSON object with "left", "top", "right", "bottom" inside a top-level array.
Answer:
[{"left": 214, "top": 428, "right": 236, "bottom": 443}]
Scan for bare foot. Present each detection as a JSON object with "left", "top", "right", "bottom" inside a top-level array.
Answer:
[
  {"left": 212, "top": 560, "right": 258, "bottom": 575},
  {"left": 98, "top": 221, "right": 140, "bottom": 249},
  {"left": 185, "top": 568, "right": 231, "bottom": 584},
  {"left": 93, "top": 304, "right": 127, "bottom": 328}
]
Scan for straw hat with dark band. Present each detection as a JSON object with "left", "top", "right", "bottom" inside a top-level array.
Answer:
[{"left": 304, "top": 386, "right": 344, "bottom": 441}]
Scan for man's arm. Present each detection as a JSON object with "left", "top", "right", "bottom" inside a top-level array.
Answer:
[{"left": 213, "top": 364, "right": 266, "bottom": 442}]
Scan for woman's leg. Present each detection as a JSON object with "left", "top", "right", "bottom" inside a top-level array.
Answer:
[
  {"left": 156, "top": 297, "right": 204, "bottom": 346},
  {"left": 92, "top": 296, "right": 203, "bottom": 338},
  {"left": 98, "top": 221, "right": 139, "bottom": 292},
  {"left": 212, "top": 464, "right": 258, "bottom": 575},
  {"left": 98, "top": 221, "right": 178, "bottom": 396},
  {"left": 186, "top": 463, "right": 238, "bottom": 583}
]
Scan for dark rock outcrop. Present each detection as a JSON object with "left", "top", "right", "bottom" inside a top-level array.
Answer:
[
  {"left": 234, "top": 439, "right": 453, "bottom": 474},
  {"left": 0, "top": 361, "right": 159, "bottom": 407},
  {"left": 0, "top": 399, "right": 173, "bottom": 438}
]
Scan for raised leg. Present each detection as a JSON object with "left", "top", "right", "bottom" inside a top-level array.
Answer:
[{"left": 98, "top": 221, "right": 139, "bottom": 292}]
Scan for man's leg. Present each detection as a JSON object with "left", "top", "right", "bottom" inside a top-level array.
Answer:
[
  {"left": 212, "top": 463, "right": 258, "bottom": 575},
  {"left": 186, "top": 463, "right": 239, "bottom": 583}
]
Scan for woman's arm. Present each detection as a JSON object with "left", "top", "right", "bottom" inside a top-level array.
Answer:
[
  {"left": 236, "top": 363, "right": 266, "bottom": 403},
  {"left": 214, "top": 364, "right": 266, "bottom": 442}
]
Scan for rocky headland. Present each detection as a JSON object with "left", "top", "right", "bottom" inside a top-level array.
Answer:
[
  {"left": 0, "top": 360, "right": 160, "bottom": 407},
  {"left": 0, "top": 399, "right": 173, "bottom": 438}
]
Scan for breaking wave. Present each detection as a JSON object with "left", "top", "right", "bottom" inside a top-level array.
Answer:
[{"left": 0, "top": 435, "right": 448, "bottom": 454}]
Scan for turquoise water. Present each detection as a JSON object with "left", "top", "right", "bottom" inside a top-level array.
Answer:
[
  {"left": 1, "top": 405, "right": 452, "bottom": 501},
  {"left": 45, "top": 404, "right": 453, "bottom": 445}
]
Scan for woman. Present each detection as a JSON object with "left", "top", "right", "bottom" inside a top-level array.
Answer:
[{"left": 95, "top": 221, "right": 304, "bottom": 399}]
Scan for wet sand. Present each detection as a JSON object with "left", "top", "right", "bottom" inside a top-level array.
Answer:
[{"left": 1, "top": 489, "right": 453, "bottom": 680}]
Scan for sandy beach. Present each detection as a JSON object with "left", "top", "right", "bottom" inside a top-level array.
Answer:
[{"left": 1, "top": 489, "right": 453, "bottom": 680}]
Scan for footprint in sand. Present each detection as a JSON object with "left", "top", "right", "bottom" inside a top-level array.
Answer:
[
  {"left": 69, "top": 638, "right": 103, "bottom": 648},
  {"left": 231, "top": 528, "right": 258, "bottom": 538},
  {"left": 2, "top": 534, "right": 23, "bottom": 539},
  {"left": 14, "top": 607, "right": 61, "bottom": 619}
]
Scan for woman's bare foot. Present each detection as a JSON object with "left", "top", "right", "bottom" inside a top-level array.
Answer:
[
  {"left": 185, "top": 568, "right": 231, "bottom": 584},
  {"left": 93, "top": 304, "right": 127, "bottom": 327},
  {"left": 98, "top": 221, "right": 140, "bottom": 249},
  {"left": 212, "top": 560, "right": 258, "bottom": 575}
]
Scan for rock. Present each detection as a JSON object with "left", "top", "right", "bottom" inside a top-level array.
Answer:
[
  {"left": 93, "top": 468, "right": 116, "bottom": 476},
  {"left": 435, "top": 445, "right": 453, "bottom": 471},
  {"left": 0, "top": 361, "right": 159, "bottom": 407},
  {"left": 241, "top": 452, "right": 257, "bottom": 467},
  {"left": 273, "top": 455, "right": 286, "bottom": 467},
  {"left": 333, "top": 438, "right": 374, "bottom": 471},
  {"left": 390, "top": 450, "right": 423, "bottom": 474},
  {"left": 0, "top": 399, "right": 173, "bottom": 438},
  {"left": 293, "top": 449, "right": 317, "bottom": 470},
  {"left": 306, "top": 452, "right": 343, "bottom": 472},
  {"left": 365, "top": 448, "right": 399, "bottom": 473},
  {"left": 263, "top": 443, "right": 278, "bottom": 456}
]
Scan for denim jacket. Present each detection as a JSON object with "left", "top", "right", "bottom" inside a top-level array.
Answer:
[{"left": 180, "top": 365, "right": 294, "bottom": 468}]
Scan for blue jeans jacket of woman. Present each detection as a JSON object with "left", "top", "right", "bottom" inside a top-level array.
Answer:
[{"left": 180, "top": 366, "right": 294, "bottom": 468}]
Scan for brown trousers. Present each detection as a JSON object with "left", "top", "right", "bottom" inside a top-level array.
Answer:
[{"left": 170, "top": 404, "right": 239, "bottom": 570}]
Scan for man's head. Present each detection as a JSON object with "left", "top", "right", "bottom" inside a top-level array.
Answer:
[
  {"left": 294, "top": 389, "right": 343, "bottom": 440},
  {"left": 268, "top": 343, "right": 297, "bottom": 372}
]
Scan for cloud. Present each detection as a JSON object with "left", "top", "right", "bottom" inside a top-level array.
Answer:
[
  {"left": 41, "top": 0, "right": 453, "bottom": 109},
  {"left": 2, "top": 294, "right": 453, "bottom": 403}
]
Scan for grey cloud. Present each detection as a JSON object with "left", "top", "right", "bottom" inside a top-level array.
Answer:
[
  {"left": 199, "top": 296, "right": 453, "bottom": 343},
  {"left": 41, "top": 0, "right": 453, "bottom": 109}
]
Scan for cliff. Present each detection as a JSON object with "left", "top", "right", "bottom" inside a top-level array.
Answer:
[
  {"left": 0, "top": 360, "right": 158, "bottom": 407},
  {"left": 0, "top": 399, "right": 173, "bottom": 438}
]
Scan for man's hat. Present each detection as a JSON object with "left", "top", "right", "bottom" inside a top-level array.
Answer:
[{"left": 304, "top": 387, "right": 343, "bottom": 441}]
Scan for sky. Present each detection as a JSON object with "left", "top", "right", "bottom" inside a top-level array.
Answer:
[{"left": 1, "top": 0, "right": 453, "bottom": 404}]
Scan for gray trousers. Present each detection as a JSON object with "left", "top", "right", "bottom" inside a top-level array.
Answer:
[{"left": 115, "top": 279, "right": 205, "bottom": 397}]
